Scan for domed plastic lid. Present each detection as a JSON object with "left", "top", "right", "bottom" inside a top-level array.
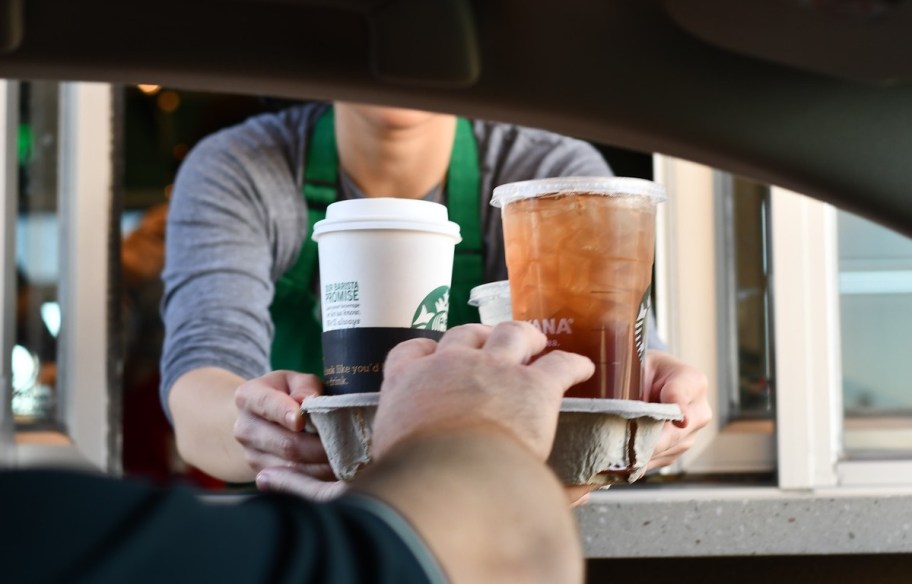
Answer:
[
  {"left": 491, "top": 176, "right": 667, "bottom": 208},
  {"left": 467, "top": 280, "right": 511, "bottom": 307},
  {"left": 312, "top": 198, "right": 462, "bottom": 241}
]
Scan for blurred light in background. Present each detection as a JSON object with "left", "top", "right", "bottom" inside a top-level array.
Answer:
[
  {"left": 137, "top": 84, "right": 161, "bottom": 95},
  {"left": 156, "top": 91, "right": 180, "bottom": 113}
]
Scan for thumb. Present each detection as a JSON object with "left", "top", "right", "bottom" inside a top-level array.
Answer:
[{"left": 256, "top": 468, "right": 347, "bottom": 502}]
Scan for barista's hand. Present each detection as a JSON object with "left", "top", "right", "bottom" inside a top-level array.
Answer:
[
  {"left": 372, "top": 322, "right": 595, "bottom": 462},
  {"left": 643, "top": 350, "right": 712, "bottom": 471},
  {"left": 255, "top": 323, "right": 594, "bottom": 503},
  {"left": 233, "top": 371, "right": 336, "bottom": 482},
  {"left": 255, "top": 468, "right": 347, "bottom": 502}
]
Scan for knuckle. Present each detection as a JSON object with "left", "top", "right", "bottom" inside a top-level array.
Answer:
[
  {"left": 698, "top": 403, "right": 714, "bottom": 426},
  {"left": 300, "top": 372, "right": 321, "bottom": 385},
  {"left": 276, "top": 436, "right": 298, "bottom": 459},
  {"left": 450, "top": 322, "right": 486, "bottom": 334},
  {"left": 233, "top": 419, "right": 252, "bottom": 443},
  {"left": 499, "top": 320, "right": 535, "bottom": 336},
  {"left": 252, "top": 390, "right": 272, "bottom": 417},
  {"left": 693, "top": 371, "right": 710, "bottom": 392},
  {"left": 264, "top": 473, "right": 287, "bottom": 490},
  {"left": 548, "top": 349, "right": 575, "bottom": 366},
  {"left": 681, "top": 435, "right": 698, "bottom": 451},
  {"left": 386, "top": 339, "right": 413, "bottom": 360},
  {"left": 234, "top": 386, "right": 249, "bottom": 408},
  {"left": 289, "top": 372, "right": 321, "bottom": 390}
]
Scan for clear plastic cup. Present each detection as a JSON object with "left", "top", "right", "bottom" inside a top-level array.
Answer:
[{"left": 491, "top": 177, "right": 666, "bottom": 400}]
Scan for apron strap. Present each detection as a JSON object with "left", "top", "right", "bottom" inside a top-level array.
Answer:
[
  {"left": 279, "top": 109, "right": 337, "bottom": 292},
  {"left": 268, "top": 108, "right": 336, "bottom": 373},
  {"left": 446, "top": 117, "right": 483, "bottom": 326},
  {"left": 269, "top": 107, "right": 484, "bottom": 374}
]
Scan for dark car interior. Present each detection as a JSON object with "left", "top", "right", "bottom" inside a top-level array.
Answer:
[
  {"left": 3, "top": 0, "right": 912, "bottom": 235},
  {"left": 4, "top": 1, "right": 912, "bottom": 582}
]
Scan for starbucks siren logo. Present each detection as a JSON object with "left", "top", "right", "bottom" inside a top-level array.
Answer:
[
  {"left": 412, "top": 286, "right": 450, "bottom": 331},
  {"left": 634, "top": 287, "right": 651, "bottom": 365}
]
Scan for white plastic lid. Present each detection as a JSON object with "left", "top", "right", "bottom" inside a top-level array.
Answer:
[
  {"left": 490, "top": 176, "right": 667, "bottom": 208},
  {"left": 467, "top": 280, "right": 512, "bottom": 307},
  {"left": 312, "top": 198, "right": 462, "bottom": 242}
]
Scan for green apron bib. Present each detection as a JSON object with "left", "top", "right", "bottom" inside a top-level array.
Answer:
[{"left": 269, "top": 107, "right": 484, "bottom": 375}]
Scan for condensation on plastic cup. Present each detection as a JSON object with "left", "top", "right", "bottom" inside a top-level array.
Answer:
[
  {"left": 490, "top": 176, "right": 667, "bottom": 208},
  {"left": 468, "top": 280, "right": 512, "bottom": 325},
  {"left": 490, "top": 176, "right": 666, "bottom": 401}
]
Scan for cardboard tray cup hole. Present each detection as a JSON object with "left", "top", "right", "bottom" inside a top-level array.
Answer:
[{"left": 302, "top": 394, "right": 682, "bottom": 486}]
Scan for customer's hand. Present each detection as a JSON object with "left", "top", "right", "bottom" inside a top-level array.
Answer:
[
  {"left": 233, "top": 371, "right": 336, "bottom": 484},
  {"left": 643, "top": 350, "right": 712, "bottom": 471},
  {"left": 372, "top": 321, "right": 595, "bottom": 462}
]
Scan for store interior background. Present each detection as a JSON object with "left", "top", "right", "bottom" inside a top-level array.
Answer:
[
  {"left": 12, "top": 83, "right": 912, "bottom": 582},
  {"left": 15, "top": 84, "right": 656, "bottom": 487}
]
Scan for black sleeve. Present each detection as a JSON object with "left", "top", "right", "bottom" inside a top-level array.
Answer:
[{"left": 0, "top": 469, "right": 446, "bottom": 584}]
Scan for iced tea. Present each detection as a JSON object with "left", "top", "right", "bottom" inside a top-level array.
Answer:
[{"left": 493, "top": 178, "right": 663, "bottom": 400}]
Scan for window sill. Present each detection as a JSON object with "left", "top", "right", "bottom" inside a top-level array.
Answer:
[
  {"left": 577, "top": 483, "right": 912, "bottom": 558},
  {"left": 14, "top": 431, "right": 96, "bottom": 471}
]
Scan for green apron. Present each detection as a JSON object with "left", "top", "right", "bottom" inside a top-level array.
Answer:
[{"left": 269, "top": 107, "right": 484, "bottom": 375}]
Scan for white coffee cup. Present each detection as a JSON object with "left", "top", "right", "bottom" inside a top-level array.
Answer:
[{"left": 312, "top": 198, "right": 461, "bottom": 394}]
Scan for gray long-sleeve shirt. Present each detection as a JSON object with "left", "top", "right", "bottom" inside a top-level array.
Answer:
[{"left": 161, "top": 102, "right": 661, "bottom": 417}]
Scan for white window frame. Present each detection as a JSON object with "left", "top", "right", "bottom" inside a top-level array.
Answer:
[
  {"left": 769, "top": 186, "right": 841, "bottom": 489},
  {"left": 653, "top": 156, "right": 775, "bottom": 476},
  {"left": 0, "top": 80, "right": 18, "bottom": 465},
  {"left": 772, "top": 187, "right": 912, "bottom": 488},
  {"left": 655, "top": 155, "right": 912, "bottom": 489},
  {"left": 0, "top": 81, "right": 115, "bottom": 473}
]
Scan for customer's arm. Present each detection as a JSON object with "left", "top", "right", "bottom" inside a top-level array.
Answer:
[
  {"left": 0, "top": 466, "right": 439, "bottom": 584},
  {"left": 259, "top": 322, "right": 594, "bottom": 581},
  {"left": 352, "top": 429, "right": 583, "bottom": 583},
  {"left": 3, "top": 322, "right": 591, "bottom": 584},
  {"left": 355, "top": 322, "right": 592, "bottom": 582},
  {"left": 1, "top": 430, "right": 579, "bottom": 584}
]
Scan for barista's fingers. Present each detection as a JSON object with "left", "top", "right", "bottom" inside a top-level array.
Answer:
[
  {"left": 565, "top": 484, "right": 597, "bottom": 508},
  {"left": 235, "top": 374, "right": 303, "bottom": 430},
  {"left": 285, "top": 372, "right": 324, "bottom": 403},
  {"left": 257, "top": 468, "right": 347, "bottom": 502},
  {"left": 234, "top": 420, "right": 329, "bottom": 465},
  {"left": 529, "top": 350, "right": 596, "bottom": 394},
  {"left": 483, "top": 321, "right": 548, "bottom": 363},
  {"left": 383, "top": 337, "right": 438, "bottom": 377},
  {"left": 645, "top": 422, "right": 699, "bottom": 471},
  {"left": 245, "top": 448, "right": 337, "bottom": 481},
  {"left": 436, "top": 323, "right": 491, "bottom": 351}
]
